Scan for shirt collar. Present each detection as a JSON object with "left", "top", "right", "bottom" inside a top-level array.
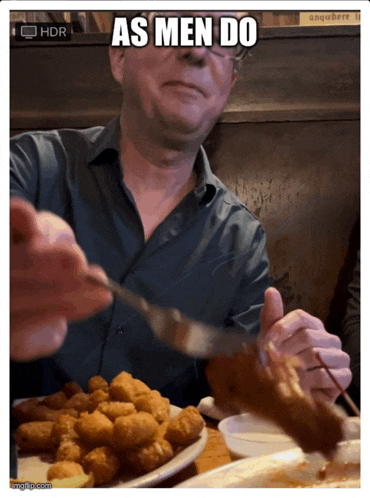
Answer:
[
  {"left": 88, "top": 116, "right": 121, "bottom": 166},
  {"left": 89, "top": 117, "right": 217, "bottom": 205}
]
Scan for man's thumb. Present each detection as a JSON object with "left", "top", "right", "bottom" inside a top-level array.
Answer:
[{"left": 260, "top": 287, "right": 284, "bottom": 336}]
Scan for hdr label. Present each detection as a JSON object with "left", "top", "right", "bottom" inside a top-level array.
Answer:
[{"left": 15, "top": 23, "right": 72, "bottom": 42}]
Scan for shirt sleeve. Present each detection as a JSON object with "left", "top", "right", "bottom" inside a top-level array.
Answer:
[{"left": 10, "top": 132, "right": 41, "bottom": 203}]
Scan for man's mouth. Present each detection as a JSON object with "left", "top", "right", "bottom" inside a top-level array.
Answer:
[{"left": 163, "top": 81, "right": 207, "bottom": 98}]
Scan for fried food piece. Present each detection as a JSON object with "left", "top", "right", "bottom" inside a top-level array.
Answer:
[
  {"left": 25, "top": 404, "right": 78, "bottom": 422},
  {"left": 88, "top": 376, "right": 109, "bottom": 393},
  {"left": 43, "top": 391, "right": 68, "bottom": 410},
  {"left": 97, "top": 401, "right": 136, "bottom": 422},
  {"left": 15, "top": 421, "right": 57, "bottom": 451},
  {"left": 112, "top": 412, "right": 159, "bottom": 450},
  {"left": 64, "top": 393, "right": 90, "bottom": 412},
  {"left": 51, "top": 414, "right": 78, "bottom": 443},
  {"left": 47, "top": 461, "right": 86, "bottom": 481},
  {"left": 48, "top": 408, "right": 79, "bottom": 421},
  {"left": 126, "top": 439, "right": 173, "bottom": 474},
  {"left": 82, "top": 446, "right": 120, "bottom": 486},
  {"left": 165, "top": 406, "right": 205, "bottom": 446},
  {"left": 134, "top": 390, "right": 170, "bottom": 424},
  {"left": 87, "top": 389, "right": 110, "bottom": 412},
  {"left": 206, "top": 346, "right": 345, "bottom": 459},
  {"left": 63, "top": 381, "right": 84, "bottom": 398},
  {"left": 109, "top": 372, "right": 136, "bottom": 402},
  {"left": 75, "top": 411, "right": 114, "bottom": 447},
  {"left": 49, "top": 473, "right": 94, "bottom": 488},
  {"left": 133, "top": 378, "right": 151, "bottom": 398},
  {"left": 157, "top": 420, "right": 170, "bottom": 440},
  {"left": 56, "top": 439, "right": 87, "bottom": 463},
  {"left": 20, "top": 404, "right": 57, "bottom": 422},
  {"left": 13, "top": 398, "right": 40, "bottom": 424}
]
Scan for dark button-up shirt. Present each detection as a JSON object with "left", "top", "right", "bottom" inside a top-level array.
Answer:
[{"left": 10, "top": 117, "right": 270, "bottom": 407}]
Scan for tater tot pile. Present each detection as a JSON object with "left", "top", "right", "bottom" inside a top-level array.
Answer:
[{"left": 13, "top": 372, "right": 205, "bottom": 487}]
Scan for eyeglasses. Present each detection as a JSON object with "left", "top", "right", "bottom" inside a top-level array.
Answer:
[{"left": 143, "top": 12, "right": 248, "bottom": 63}]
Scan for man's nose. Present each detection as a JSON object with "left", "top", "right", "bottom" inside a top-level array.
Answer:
[{"left": 176, "top": 46, "right": 210, "bottom": 67}]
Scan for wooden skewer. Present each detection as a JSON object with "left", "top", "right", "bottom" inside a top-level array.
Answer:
[{"left": 315, "top": 352, "right": 360, "bottom": 418}]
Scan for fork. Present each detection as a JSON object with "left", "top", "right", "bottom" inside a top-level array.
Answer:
[{"left": 84, "top": 272, "right": 258, "bottom": 359}]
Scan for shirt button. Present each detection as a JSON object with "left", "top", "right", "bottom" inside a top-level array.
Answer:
[{"left": 116, "top": 326, "right": 124, "bottom": 334}]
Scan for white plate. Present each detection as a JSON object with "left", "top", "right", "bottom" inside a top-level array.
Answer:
[
  {"left": 14, "top": 402, "right": 208, "bottom": 488},
  {"left": 176, "top": 439, "right": 360, "bottom": 488}
]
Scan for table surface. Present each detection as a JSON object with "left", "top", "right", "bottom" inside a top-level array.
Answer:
[{"left": 156, "top": 417, "right": 234, "bottom": 488}]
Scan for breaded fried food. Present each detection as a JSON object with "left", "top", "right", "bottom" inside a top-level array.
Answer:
[
  {"left": 56, "top": 439, "right": 87, "bottom": 463},
  {"left": 15, "top": 421, "right": 57, "bottom": 451},
  {"left": 19, "top": 404, "right": 56, "bottom": 422},
  {"left": 165, "top": 406, "right": 205, "bottom": 446},
  {"left": 43, "top": 391, "right": 68, "bottom": 410},
  {"left": 87, "top": 389, "right": 110, "bottom": 413},
  {"left": 49, "top": 408, "right": 79, "bottom": 421},
  {"left": 64, "top": 393, "right": 90, "bottom": 412},
  {"left": 109, "top": 372, "right": 136, "bottom": 402},
  {"left": 112, "top": 412, "right": 159, "bottom": 450},
  {"left": 157, "top": 420, "right": 170, "bottom": 440},
  {"left": 26, "top": 404, "right": 78, "bottom": 422},
  {"left": 97, "top": 401, "right": 136, "bottom": 422},
  {"left": 88, "top": 376, "right": 109, "bottom": 393},
  {"left": 13, "top": 398, "right": 40, "bottom": 424},
  {"left": 63, "top": 381, "right": 84, "bottom": 398},
  {"left": 133, "top": 378, "right": 151, "bottom": 398},
  {"left": 51, "top": 414, "right": 78, "bottom": 443},
  {"left": 47, "top": 461, "right": 86, "bottom": 481},
  {"left": 126, "top": 439, "right": 173, "bottom": 474},
  {"left": 82, "top": 446, "right": 120, "bottom": 486},
  {"left": 75, "top": 411, "right": 114, "bottom": 447},
  {"left": 134, "top": 390, "right": 170, "bottom": 424}
]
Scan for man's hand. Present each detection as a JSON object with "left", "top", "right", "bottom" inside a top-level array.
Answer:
[
  {"left": 260, "top": 287, "right": 352, "bottom": 403},
  {"left": 10, "top": 197, "right": 113, "bottom": 361}
]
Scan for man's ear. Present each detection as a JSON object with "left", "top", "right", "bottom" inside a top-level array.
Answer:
[{"left": 109, "top": 46, "right": 126, "bottom": 84}]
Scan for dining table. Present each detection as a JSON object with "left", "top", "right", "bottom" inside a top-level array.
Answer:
[{"left": 155, "top": 416, "right": 233, "bottom": 488}]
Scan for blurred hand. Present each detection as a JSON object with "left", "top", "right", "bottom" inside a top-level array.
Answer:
[
  {"left": 10, "top": 197, "right": 113, "bottom": 361},
  {"left": 260, "top": 287, "right": 352, "bottom": 403}
]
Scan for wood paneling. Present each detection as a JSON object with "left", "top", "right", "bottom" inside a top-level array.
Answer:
[
  {"left": 10, "top": 26, "right": 359, "bottom": 131},
  {"left": 204, "top": 120, "right": 360, "bottom": 322}
]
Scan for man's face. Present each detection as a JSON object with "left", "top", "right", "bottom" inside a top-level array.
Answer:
[{"left": 110, "top": 12, "right": 237, "bottom": 147}]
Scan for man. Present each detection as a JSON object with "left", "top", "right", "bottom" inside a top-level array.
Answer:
[{"left": 10, "top": 11, "right": 351, "bottom": 407}]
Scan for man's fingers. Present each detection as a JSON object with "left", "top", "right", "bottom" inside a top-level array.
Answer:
[
  {"left": 300, "top": 347, "right": 350, "bottom": 371},
  {"left": 78, "top": 264, "right": 113, "bottom": 309},
  {"left": 37, "top": 211, "right": 76, "bottom": 244},
  {"left": 260, "top": 287, "right": 284, "bottom": 336},
  {"left": 310, "top": 388, "right": 338, "bottom": 404},
  {"left": 10, "top": 315, "right": 68, "bottom": 362},
  {"left": 87, "top": 265, "right": 110, "bottom": 286},
  {"left": 267, "top": 313, "right": 326, "bottom": 348},
  {"left": 300, "top": 367, "right": 352, "bottom": 395},
  {"left": 10, "top": 197, "right": 39, "bottom": 244},
  {"left": 274, "top": 328, "right": 342, "bottom": 357}
]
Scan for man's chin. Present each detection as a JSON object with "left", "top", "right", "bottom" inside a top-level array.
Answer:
[{"left": 156, "top": 112, "right": 211, "bottom": 147}]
